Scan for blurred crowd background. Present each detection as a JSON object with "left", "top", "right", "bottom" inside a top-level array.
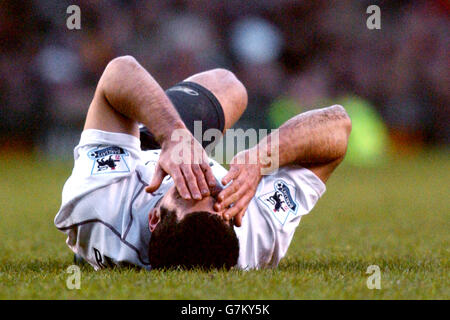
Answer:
[{"left": 0, "top": 0, "right": 448, "bottom": 164}]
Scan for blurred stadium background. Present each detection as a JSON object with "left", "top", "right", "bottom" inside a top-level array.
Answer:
[
  {"left": 0, "top": 0, "right": 448, "bottom": 160},
  {"left": 0, "top": 0, "right": 448, "bottom": 299}
]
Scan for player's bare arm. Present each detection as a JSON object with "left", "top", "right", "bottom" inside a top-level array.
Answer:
[
  {"left": 216, "top": 105, "right": 352, "bottom": 226},
  {"left": 84, "top": 55, "right": 216, "bottom": 200}
]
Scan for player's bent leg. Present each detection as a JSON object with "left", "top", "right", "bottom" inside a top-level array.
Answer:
[
  {"left": 140, "top": 80, "right": 225, "bottom": 150},
  {"left": 140, "top": 69, "right": 247, "bottom": 151},
  {"left": 183, "top": 68, "right": 248, "bottom": 131}
]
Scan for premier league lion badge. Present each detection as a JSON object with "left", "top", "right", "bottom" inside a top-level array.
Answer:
[
  {"left": 88, "top": 146, "right": 130, "bottom": 175},
  {"left": 258, "top": 180, "right": 299, "bottom": 225}
]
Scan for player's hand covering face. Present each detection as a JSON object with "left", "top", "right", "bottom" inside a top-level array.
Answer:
[
  {"left": 215, "top": 149, "right": 262, "bottom": 227},
  {"left": 145, "top": 128, "right": 216, "bottom": 200}
]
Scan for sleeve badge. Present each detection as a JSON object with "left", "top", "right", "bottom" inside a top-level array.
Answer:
[
  {"left": 88, "top": 146, "right": 130, "bottom": 175},
  {"left": 257, "top": 179, "right": 299, "bottom": 225}
]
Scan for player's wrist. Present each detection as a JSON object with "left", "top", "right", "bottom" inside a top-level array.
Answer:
[
  {"left": 249, "top": 146, "right": 271, "bottom": 176},
  {"left": 158, "top": 120, "right": 188, "bottom": 149},
  {"left": 244, "top": 147, "right": 263, "bottom": 177}
]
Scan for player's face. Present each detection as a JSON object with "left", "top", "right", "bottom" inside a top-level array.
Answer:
[{"left": 158, "top": 185, "right": 228, "bottom": 224}]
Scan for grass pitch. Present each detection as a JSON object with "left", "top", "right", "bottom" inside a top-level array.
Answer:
[{"left": 0, "top": 151, "right": 448, "bottom": 299}]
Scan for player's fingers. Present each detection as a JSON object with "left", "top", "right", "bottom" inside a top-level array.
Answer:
[
  {"left": 216, "top": 180, "right": 240, "bottom": 206},
  {"left": 234, "top": 207, "right": 247, "bottom": 227},
  {"left": 145, "top": 165, "right": 166, "bottom": 193},
  {"left": 221, "top": 165, "right": 240, "bottom": 186},
  {"left": 222, "top": 204, "right": 240, "bottom": 221},
  {"left": 171, "top": 168, "right": 191, "bottom": 200},
  {"left": 214, "top": 182, "right": 239, "bottom": 211},
  {"left": 227, "top": 194, "right": 252, "bottom": 226},
  {"left": 200, "top": 161, "right": 216, "bottom": 188},
  {"left": 181, "top": 165, "right": 202, "bottom": 200},
  {"left": 192, "top": 164, "right": 210, "bottom": 197},
  {"left": 218, "top": 183, "right": 246, "bottom": 209}
]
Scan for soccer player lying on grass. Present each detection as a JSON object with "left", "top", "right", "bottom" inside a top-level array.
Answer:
[{"left": 55, "top": 56, "right": 351, "bottom": 270}]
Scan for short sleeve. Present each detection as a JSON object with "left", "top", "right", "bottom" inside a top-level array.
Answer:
[
  {"left": 54, "top": 129, "right": 155, "bottom": 270},
  {"left": 56, "top": 129, "right": 143, "bottom": 228},
  {"left": 256, "top": 166, "right": 326, "bottom": 223},
  {"left": 235, "top": 165, "right": 326, "bottom": 269}
]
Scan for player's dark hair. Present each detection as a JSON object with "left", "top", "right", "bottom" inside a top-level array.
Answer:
[{"left": 148, "top": 206, "right": 239, "bottom": 270}]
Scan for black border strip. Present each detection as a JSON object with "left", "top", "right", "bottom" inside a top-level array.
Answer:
[{"left": 0, "top": 300, "right": 441, "bottom": 316}]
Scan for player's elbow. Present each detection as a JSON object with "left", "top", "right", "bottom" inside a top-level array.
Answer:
[
  {"left": 335, "top": 104, "right": 352, "bottom": 137},
  {"left": 331, "top": 104, "right": 352, "bottom": 159},
  {"left": 106, "top": 55, "right": 140, "bottom": 74}
]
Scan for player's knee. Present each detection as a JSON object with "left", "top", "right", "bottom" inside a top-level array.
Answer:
[
  {"left": 208, "top": 68, "right": 236, "bottom": 81},
  {"left": 185, "top": 68, "right": 248, "bottom": 128},
  {"left": 106, "top": 55, "right": 139, "bottom": 73},
  {"left": 210, "top": 68, "right": 248, "bottom": 114}
]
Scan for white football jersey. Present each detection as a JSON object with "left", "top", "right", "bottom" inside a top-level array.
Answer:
[{"left": 55, "top": 129, "right": 325, "bottom": 270}]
